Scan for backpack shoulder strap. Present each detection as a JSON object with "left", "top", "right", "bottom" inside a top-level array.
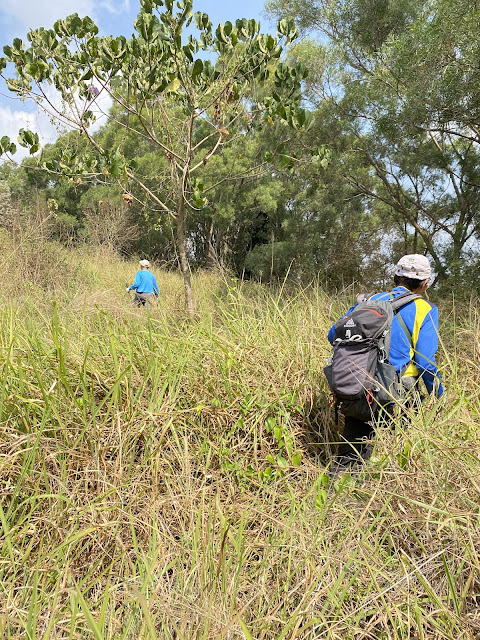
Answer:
[
  {"left": 396, "top": 312, "right": 413, "bottom": 347},
  {"left": 390, "top": 292, "right": 422, "bottom": 347},
  {"left": 389, "top": 291, "right": 421, "bottom": 312},
  {"left": 357, "top": 292, "right": 374, "bottom": 303}
]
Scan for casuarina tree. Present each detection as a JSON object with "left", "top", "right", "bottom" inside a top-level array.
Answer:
[{"left": 0, "top": 0, "right": 308, "bottom": 317}]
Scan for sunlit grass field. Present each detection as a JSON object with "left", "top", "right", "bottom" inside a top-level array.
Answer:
[{"left": 0, "top": 238, "right": 479, "bottom": 639}]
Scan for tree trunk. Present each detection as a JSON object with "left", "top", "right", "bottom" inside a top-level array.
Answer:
[
  {"left": 206, "top": 220, "right": 218, "bottom": 269},
  {"left": 176, "top": 193, "right": 195, "bottom": 320}
]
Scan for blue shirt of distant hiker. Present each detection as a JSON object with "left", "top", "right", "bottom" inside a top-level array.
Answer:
[
  {"left": 128, "top": 270, "right": 159, "bottom": 295},
  {"left": 328, "top": 286, "right": 443, "bottom": 397}
]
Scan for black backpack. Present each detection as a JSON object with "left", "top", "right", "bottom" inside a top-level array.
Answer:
[{"left": 324, "top": 292, "right": 421, "bottom": 421}]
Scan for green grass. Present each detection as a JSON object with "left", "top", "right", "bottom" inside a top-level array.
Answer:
[{"left": 0, "top": 243, "right": 479, "bottom": 639}]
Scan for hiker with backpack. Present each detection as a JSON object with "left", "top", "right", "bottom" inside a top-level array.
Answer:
[
  {"left": 126, "top": 259, "right": 159, "bottom": 308},
  {"left": 324, "top": 254, "right": 443, "bottom": 475}
]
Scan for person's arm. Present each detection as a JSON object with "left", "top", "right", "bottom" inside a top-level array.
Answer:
[
  {"left": 414, "top": 306, "right": 444, "bottom": 397},
  {"left": 128, "top": 272, "right": 141, "bottom": 291},
  {"left": 327, "top": 323, "right": 336, "bottom": 345}
]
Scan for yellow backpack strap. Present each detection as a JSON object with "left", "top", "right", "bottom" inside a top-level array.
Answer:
[{"left": 390, "top": 293, "right": 422, "bottom": 347}]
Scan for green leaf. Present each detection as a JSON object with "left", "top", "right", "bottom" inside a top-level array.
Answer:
[
  {"left": 53, "top": 19, "right": 68, "bottom": 37},
  {"left": 265, "top": 416, "right": 276, "bottom": 433},
  {"left": 0, "top": 136, "right": 16, "bottom": 156},
  {"left": 191, "top": 58, "right": 203, "bottom": 79},
  {"left": 248, "top": 19, "right": 258, "bottom": 36},
  {"left": 25, "top": 62, "right": 39, "bottom": 77},
  {"left": 261, "top": 466, "right": 273, "bottom": 481},
  {"left": 80, "top": 69, "right": 93, "bottom": 82},
  {"left": 135, "top": 12, "right": 155, "bottom": 41},
  {"left": 183, "top": 44, "right": 193, "bottom": 62},
  {"left": 13, "top": 38, "right": 23, "bottom": 52},
  {"left": 216, "top": 23, "right": 228, "bottom": 44},
  {"left": 17, "top": 128, "right": 38, "bottom": 148},
  {"left": 315, "top": 489, "right": 327, "bottom": 510},
  {"left": 277, "top": 17, "right": 296, "bottom": 37},
  {"left": 82, "top": 16, "right": 99, "bottom": 35},
  {"left": 292, "top": 452, "right": 302, "bottom": 467},
  {"left": 258, "top": 35, "right": 268, "bottom": 54},
  {"left": 65, "top": 14, "right": 83, "bottom": 36},
  {"left": 82, "top": 110, "right": 95, "bottom": 124},
  {"left": 397, "top": 439, "right": 412, "bottom": 469},
  {"left": 296, "top": 108, "right": 306, "bottom": 127},
  {"left": 191, "top": 176, "right": 204, "bottom": 191},
  {"left": 194, "top": 11, "right": 211, "bottom": 31},
  {"left": 73, "top": 581, "right": 105, "bottom": 640},
  {"left": 141, "top": 0, "right": 153, "bottom": 12},
  {"left": 192, "top": 191, "right": 207, "bottom": 209},
  {"left": 104, "top": 149, "right": 125, "bottom": 178},
  {"left": 84, "top": 154, "right": 98, "bottom": 171},
  {"left": 238, "top": 617, "right": 254, "bottom": 640},
  {"left": 5, "top": 78, "right": 21, "bottom": 94},
  {"left": 278, "top": 18, "right": 289, "bottom": 34},
  {"left": 278, "top": 153, "right": 294, "bottom": 169},
  {"left": 165, "top": 77, "right": 180, "bottom": 93},
  {"left": 319, "top": 472, "right": 329, "bottom": 488},
  {"left": 44, "top": 159, "right": 60, "bottom": 172}
]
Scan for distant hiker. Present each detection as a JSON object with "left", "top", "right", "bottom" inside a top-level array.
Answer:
[
  {"left": 324, "top": 254, "right": 443, "bottom": 475},
  {"left": 127, "top": 259, "right": 159, "bottom": 308}
]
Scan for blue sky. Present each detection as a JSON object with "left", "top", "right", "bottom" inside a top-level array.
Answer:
[{"left": 0, "top": 0, "right": 272, "bottom": 158}]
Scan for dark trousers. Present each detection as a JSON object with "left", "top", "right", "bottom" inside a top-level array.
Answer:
[
  {"left": 335, "top": 379, "right": 420, "bottom": 466},
  {"left": 337, "top": 415, "right": 375, "bottom": 463}
]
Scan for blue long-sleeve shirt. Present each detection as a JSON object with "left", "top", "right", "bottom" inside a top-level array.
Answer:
[
  {"left": 328, "top": 286, "right": 443, "bottom": 396},
  {"left": 128, "top": 270, "right": 159, "bottom": 295}
]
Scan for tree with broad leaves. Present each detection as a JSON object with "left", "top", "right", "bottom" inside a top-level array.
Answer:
[
  {"left": 265, "top": 0, "right": 480, "bottom": 287},
  {"left": 0, "top": 0, "right": 309, "bottom": 317}
]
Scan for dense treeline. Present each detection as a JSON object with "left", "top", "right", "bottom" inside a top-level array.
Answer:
[{"left": 1, "top": 0, "right": 479, "bottom": 292}]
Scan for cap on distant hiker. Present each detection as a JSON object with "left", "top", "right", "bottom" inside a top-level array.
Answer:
[
  {"left": 139, "top": 259, "right": 150, "bottom": 268},
  {"left": 394, "top": 254, "right": 431, "bottom": 280}
]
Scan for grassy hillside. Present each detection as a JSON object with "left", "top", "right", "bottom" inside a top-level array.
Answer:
[{"left": 0, "top": 239, "right": 479, "bottom": 639}]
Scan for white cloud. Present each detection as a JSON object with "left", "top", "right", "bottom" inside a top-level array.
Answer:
[
  {"left": 98, "top": 0, "right": 131, "bottom": 16},
  {"left": 1, "top": 0, "right": 97, "bottom": 31},
  {"left": 0, "top": 102, "right": 57, "bottom": 161},
  {"left": 0, "top": 83, "right": 112, "bottom": 162},
  {"left": 1, "top": 0, "right": 131, "bottom": 31}
]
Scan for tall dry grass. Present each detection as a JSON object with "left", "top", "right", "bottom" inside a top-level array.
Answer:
[{"left": 0, "top": 236, "right": 479, "bottom": 639}]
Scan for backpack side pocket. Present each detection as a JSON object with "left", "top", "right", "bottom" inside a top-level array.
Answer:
[
  {"left": 332, "top": 343, "right": 377, "bottom": 400},
  {"left": 375, "top": 361, "right": 402, "bottom": 405}
]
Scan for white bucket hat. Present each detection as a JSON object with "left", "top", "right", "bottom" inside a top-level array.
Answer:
[
  {"left": 394, "top": 254, "right": 431, "bottom": 281},
  {"left": 139, "top": 259, "right": 150, "bottom": 268}
]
